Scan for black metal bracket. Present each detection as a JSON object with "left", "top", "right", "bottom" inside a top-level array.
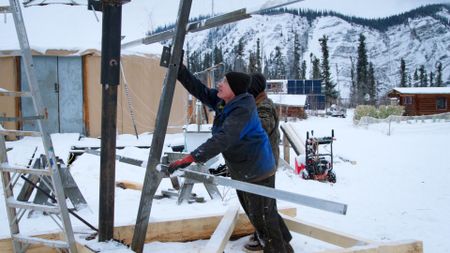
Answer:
[
  {"left": 160, "top": 46, "right": 171, "bottom": 67},
  {"left": 88, "top": 0, "right": 130, "bottom": 12}
]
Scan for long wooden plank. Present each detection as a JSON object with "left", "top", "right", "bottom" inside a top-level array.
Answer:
[
  {"left": 0, "top": 91, "right": 32, "bottom": 97},
  {"left": 0, "top": 129, "right": 41, "bottom": 137},
  {"left": 116, "top": 180, "right": 143, "bottom": 191},
  {"left": 115, "top": 207, "right": 296, "bottom": 245},
  {"left": 0, "top": 208, "right": 294, "bottom": 253},
  {"left": 280, "top": 123, "right": 304, "bottom": 155},
  {"left": 318, "top": 240, "right": 423, "bottom": 253},
  {"left": 201, "top": 205, "right": 240, "bottom": 253},
  {"left": 281, "top": 214, "right": 373, "bottom": 248},
  {"left": 0, "top": 233, "right": 63, "bottom": 253},
  {"left": 0, "top": 211, "right": 422, "bottom": 253}
]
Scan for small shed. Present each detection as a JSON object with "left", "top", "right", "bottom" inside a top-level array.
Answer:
[
  {"left": 268, "top": 94, "right": 307, "bottom": 119},
  {"left": 388, "top": 87, "right": 450, "bottom": 116}
]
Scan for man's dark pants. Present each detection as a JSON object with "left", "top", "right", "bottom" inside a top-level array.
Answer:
[{"left": 237, "top": 174, "right": 293, "bottom": 253}]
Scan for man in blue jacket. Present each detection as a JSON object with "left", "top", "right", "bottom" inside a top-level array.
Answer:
[{"left": 169, "top": 65, "right": 293, "bottom": 252}]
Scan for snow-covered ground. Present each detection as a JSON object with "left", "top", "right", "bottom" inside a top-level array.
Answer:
[{"left": 1, "top": 113, "right": 450, "bottom": 252}]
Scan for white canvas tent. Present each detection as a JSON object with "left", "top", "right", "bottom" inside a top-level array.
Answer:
[{"left": 0, "top": 1, "right": 187, "bottom": 137}]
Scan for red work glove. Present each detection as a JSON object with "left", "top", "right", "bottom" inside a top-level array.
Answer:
[{"left": 168, "top": 154, "right": 194, "bottom": 173}]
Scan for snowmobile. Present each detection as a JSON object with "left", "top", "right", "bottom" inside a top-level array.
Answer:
[{"left": 296, "top": 130, "right": 337, "bottom": 183}]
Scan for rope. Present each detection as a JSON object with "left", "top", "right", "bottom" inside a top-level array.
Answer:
[{"left": 120, "top": 62, "right": 139, "bottom": 139}]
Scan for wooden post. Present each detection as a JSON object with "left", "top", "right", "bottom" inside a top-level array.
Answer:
[
  {"left": 98, "top": 1, "right": 124, "bottom": 241},
  {"left": 283, "top": 131, "right": 290, "bottom": 164}
]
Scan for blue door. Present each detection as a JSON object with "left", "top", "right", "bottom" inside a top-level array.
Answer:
[
  {"left": 58, "top": 57, "right": 84, "bottom": 133},
  {"left": 21, "top": 56, "right": 84, "bottom": 134},
  {"left": 21, "top": 56, "right": 59, "bottom": 133}
]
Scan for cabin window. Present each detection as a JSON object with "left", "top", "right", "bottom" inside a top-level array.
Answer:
[
  {"left": 403, "top": 96, "right": 413, "bottom": 105},
  {"left": 436, "top": 97, "right": 447, "bottom": 110}
]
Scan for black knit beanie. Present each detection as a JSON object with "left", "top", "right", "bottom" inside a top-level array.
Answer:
[
  {"left": 225, "top": 71, "right": 251, "bottom": 96},
  {"left": 249, "top": 73, "right": 266, "bottom": 97}
]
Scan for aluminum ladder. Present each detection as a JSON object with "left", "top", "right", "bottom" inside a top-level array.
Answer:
[{"left": 0, "top": 0, "right": 77, "bottom": 252}]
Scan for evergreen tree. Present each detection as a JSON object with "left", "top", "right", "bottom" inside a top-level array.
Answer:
[
  {"left": 429, "top": 71, "right": 434, "bottom": 87},
  {"left": 312, "top": 58, "right": 321, "bottom": 79},
  {"left": 419, "top": 65, "right": 426, "bottom": 87},
  {"left": 436, "top": 62, "right": 443, "bottom": 87},
  {"left": 413, "top": 69, "right": 419, "bottom": 87},
  {"left": 356, "top": 33, "right": 369, "bottom": 104},
  {"left": 212, "top": 46, "right": 224, "bottom": 81},
  {"left": 233, "top": 38, "right": 246, "bottom": 72},
  {"left": 319, "top": 35, "right": 338, "bottom": 105},
  {"left": 248, "top": 51, "right": 258, "bottom": 73},
  {"left": 256, "top": 38, "right": 262, "bottom": 73},
  {"left": 273, "top": 46, "right": 287, "bottom": 78},
  {"left": 367, "top": 62, "right": 377, "bottom": 105},
  {"left": 349, "top": 57, "right": 357, "bottom": 106},
  {"left": 233, "top": 55, "right": 247, "bottom": 72},
  {"left": 202, "top": 52, "right": 212, "bottom": 70},
  {"left": 292, "top": 33, "right": 301, "bottom": 79},
  {"left": 400, "top": 58, "right": 408, "bottom": 87},
  {"left": 186, "top": 42, "right": 192, "bottom": 69},
  {"left": 310, "top": 54, "right": 321, "bottom": 79},
  {"left": 213, "top": 46, "right": 223, "bottom": 65},
  {"left": 236, "top": 37, "right": 245, "bottom": 56},
  {"left": 263, "top": 58, "right": 271, "bottom": 78},
  {"left": 300, "top": 60, "right": 307, "bottom": 79},
  {"left": 188, "top": 50, "right": 202, "bottom": 73}
]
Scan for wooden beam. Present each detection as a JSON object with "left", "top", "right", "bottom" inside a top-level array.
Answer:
[
  {"left": 281, "top": 214, "right": 373, "bottom": 248},
  {"left": 116, "top": 180, "right": 143, "bottom": 190},
  {"left": 0, "top": 233, "right": 64, "bottom": 253},
  {"left": 283, "top": 131, "right": 291, "bottom": 163},
  {"left": 317, "top": 240, "right": 423, "bottom": 253},
  {"left": 280, "top": 123, "right": 304, "bottom": 156},
  {"left": 0, "top": 234, "right": 107, "bottom": 253},
  {"left": 1, "top": 210, "right": 422, "bottom": 253},
  {"left": 114, "top": 207, "right": 296, "bottom": 245},
  {"left": 201, "top": 205, "right": 240, "bottom": 253}
]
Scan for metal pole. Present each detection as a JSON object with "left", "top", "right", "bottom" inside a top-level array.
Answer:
[
  {"left": 131, "top": 1, "right": 193, "bottom": 252},
  {"left": 184, "top": 170, "right": 348, "bottom": 215},
  {"left": 98, "top": 0, "right": 123, "bottom": 242}
]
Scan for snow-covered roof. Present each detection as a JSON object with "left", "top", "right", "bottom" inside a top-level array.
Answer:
[
  {"left": 0, "top": 0, "right": 163, "bottom": 55},
  {"left": 268, "top": 94, "right": 307, "bottom": 107},
  {"left": 392, "top": 87, "right": 450, "bottom": 95}
]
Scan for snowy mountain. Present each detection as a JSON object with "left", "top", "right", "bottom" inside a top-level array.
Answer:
[{"left": 183, "top": 5, "right": 450, "bottom": 100}]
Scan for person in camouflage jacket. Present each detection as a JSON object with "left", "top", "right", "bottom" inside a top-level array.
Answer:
[
  {"left": 244, "top": 73, "right": 294, "bottom": 252},
  {"left": 249, "top": 73, "right": 280, "bottom": 167}
]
